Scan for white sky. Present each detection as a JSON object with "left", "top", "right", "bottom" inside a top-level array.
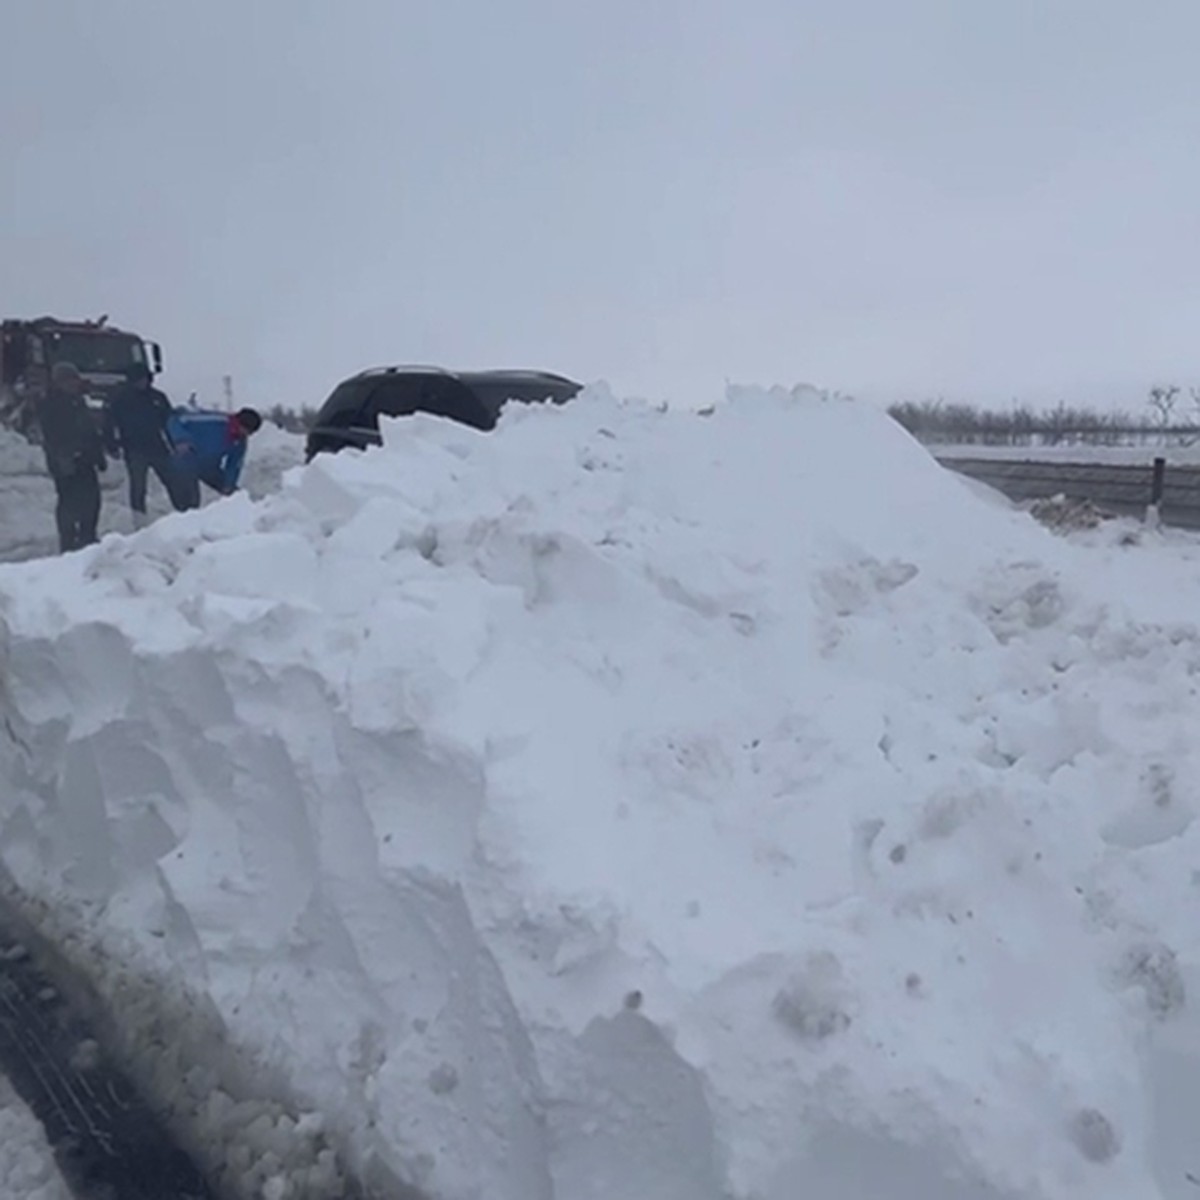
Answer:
[{"left": 4, "top": 0, "right": 1200, "bottom": 413}]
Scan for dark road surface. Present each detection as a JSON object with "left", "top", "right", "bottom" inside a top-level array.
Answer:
[
  {"left": 0, "top": 918, "right": 217, "bottom": 1200},
  {"left": 937, "top": 455, "right": 1200, "bottom": 529}
]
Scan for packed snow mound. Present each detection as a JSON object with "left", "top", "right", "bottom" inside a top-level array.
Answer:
[
  {"left": 0, "top": 427, "right": 59, "bottom": 563},
  {"left": 0, "top": 1077, "right": 72, "bottom": 1200},
  {"left": 2, "top": 385, "right": 1200, "bottom": 1199}
]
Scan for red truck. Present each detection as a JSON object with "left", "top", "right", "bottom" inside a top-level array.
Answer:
[{"left": 0, "top": 315, "right": 164, "bottom": 441}]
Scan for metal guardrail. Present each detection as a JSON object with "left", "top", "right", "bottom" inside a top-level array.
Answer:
[{"left": 937, "top": 456, "right": 1200, "bottom": 530}]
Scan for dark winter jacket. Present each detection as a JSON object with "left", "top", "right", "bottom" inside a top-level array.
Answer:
[
  {"left": 104, "top": 383, "right": 174, "bottom": 457},
  {"left": 38, "top": 387, "right": 106, "bottom": 479}
]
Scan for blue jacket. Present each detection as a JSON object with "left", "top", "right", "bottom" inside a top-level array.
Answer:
[{"left": 167, "top": 410, "right": 249, "bottom": 492}]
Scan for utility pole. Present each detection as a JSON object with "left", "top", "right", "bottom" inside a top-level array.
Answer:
[{"left": 222, "top": 375, "right": 234, "bottom": 411}]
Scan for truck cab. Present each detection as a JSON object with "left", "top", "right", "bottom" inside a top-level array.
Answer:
[{"left": 0, "top": 316, "right": 163, "bottom": 441}]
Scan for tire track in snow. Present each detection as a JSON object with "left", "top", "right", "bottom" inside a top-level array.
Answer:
[
  {"left": 0, "top": 912, "right": 217, "bottom": 1200},
  {"left": 0, "top": 895, "right": 409, "bottom": 1200}
]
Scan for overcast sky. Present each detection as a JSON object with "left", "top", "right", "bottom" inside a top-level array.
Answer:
[{"left": 4, "top": 0, "right": 1200, "bottom": 412}]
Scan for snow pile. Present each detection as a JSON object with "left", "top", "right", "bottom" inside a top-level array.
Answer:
[
  {"left": 2, "top": 385, "right": 1200, "bottom": 1199},
  {"left": 0, "top": 419, "right": 303, "bottom": 563},
  {"left": 0, "top": 428, "right": 60, "bottom": 563},
  {"left": 1028, "top": 493, "right": 1114, "bottom": 532},
  {"left": 0, "top": 1078, "right": 71, "bottom": 1200}
]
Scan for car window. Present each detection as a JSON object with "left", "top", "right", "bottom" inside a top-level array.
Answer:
[
  {"left": 368, "top": 378, "right": 426, "bottom": 420},
  {"left": 315, "top": 379, "right": 374, "bottom": 429}
]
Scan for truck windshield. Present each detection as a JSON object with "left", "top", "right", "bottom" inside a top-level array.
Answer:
[{"left": 45, "top": 332, "right": 144, "bottom": 374}]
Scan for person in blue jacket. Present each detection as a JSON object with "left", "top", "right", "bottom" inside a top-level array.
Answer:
[{"left": 167, "top": 406, "right": 263, "bottom": 511}]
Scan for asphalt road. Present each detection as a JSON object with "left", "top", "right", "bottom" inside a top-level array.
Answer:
[{"left": 938, "top": 455, "right": 1200, "bottom": 529}]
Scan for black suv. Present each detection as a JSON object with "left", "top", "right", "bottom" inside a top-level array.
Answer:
[{"left": 304, "top": 366, "right": 582, "bottom": 461}]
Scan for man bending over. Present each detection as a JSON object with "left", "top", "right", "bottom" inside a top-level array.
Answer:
[{"left": 168, "top": 406, "right": 263, "bottom": 510}]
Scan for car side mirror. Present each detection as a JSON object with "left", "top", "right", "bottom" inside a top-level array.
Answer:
[{"left": 150, "top": 343, "right": 163, "bottom": 374}]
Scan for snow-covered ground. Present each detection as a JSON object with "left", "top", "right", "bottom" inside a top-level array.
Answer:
[{"left": 2, "top": 386, "right": 1200, "bottom": 1198}]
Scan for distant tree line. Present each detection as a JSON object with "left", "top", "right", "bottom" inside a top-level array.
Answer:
[
  {"left": 889, "top": 386, "right": 1200, "bottom": 446},
  {"left": 265, "top": 404, "right": 318, "bottom": 433}
]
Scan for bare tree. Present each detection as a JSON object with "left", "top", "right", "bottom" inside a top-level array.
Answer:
[
  {"left": 889, "top": 395, "right": 1166, "bottom": 446},
  {"left": 1148, "top": 385, "right": 1180, "bottom": 430},
  {"left": 1190, "top": 386, "right": 1200, "bottom": 426},
  {"left": 265, "top": 403, "right": 317, "bottom": 433}
]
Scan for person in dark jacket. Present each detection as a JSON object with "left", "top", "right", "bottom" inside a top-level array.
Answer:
[
  {"left": 167, "top": 406, "right": 263, "bottom": 511},
  {"left": 103, "top": 362, "right": 177, "bottom": 526},
  {"left": 38, "top": 361, "right": 107, "bottom": 553}
]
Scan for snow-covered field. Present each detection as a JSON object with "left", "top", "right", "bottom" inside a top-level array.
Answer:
[{"left": 2, "top": 387, "right": 1200, "bottom": 1198}]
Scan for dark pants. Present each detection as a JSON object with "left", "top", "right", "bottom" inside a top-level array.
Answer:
[
  {"left": 52, "top": 467, "right": 101, "bottom": 553},
  {"left": 124, "top": 449, "right": 177, "bottom": 513},
  {"left": 172, "top": 460, "right": 227, "bottom": 511}
]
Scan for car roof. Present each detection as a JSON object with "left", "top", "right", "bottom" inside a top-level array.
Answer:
[
  {"left": 352, "top": 365, "right": 451, "bottom": 379},
  {"left": 350, "top": 366, "right": 579, "bottom": 389}
]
